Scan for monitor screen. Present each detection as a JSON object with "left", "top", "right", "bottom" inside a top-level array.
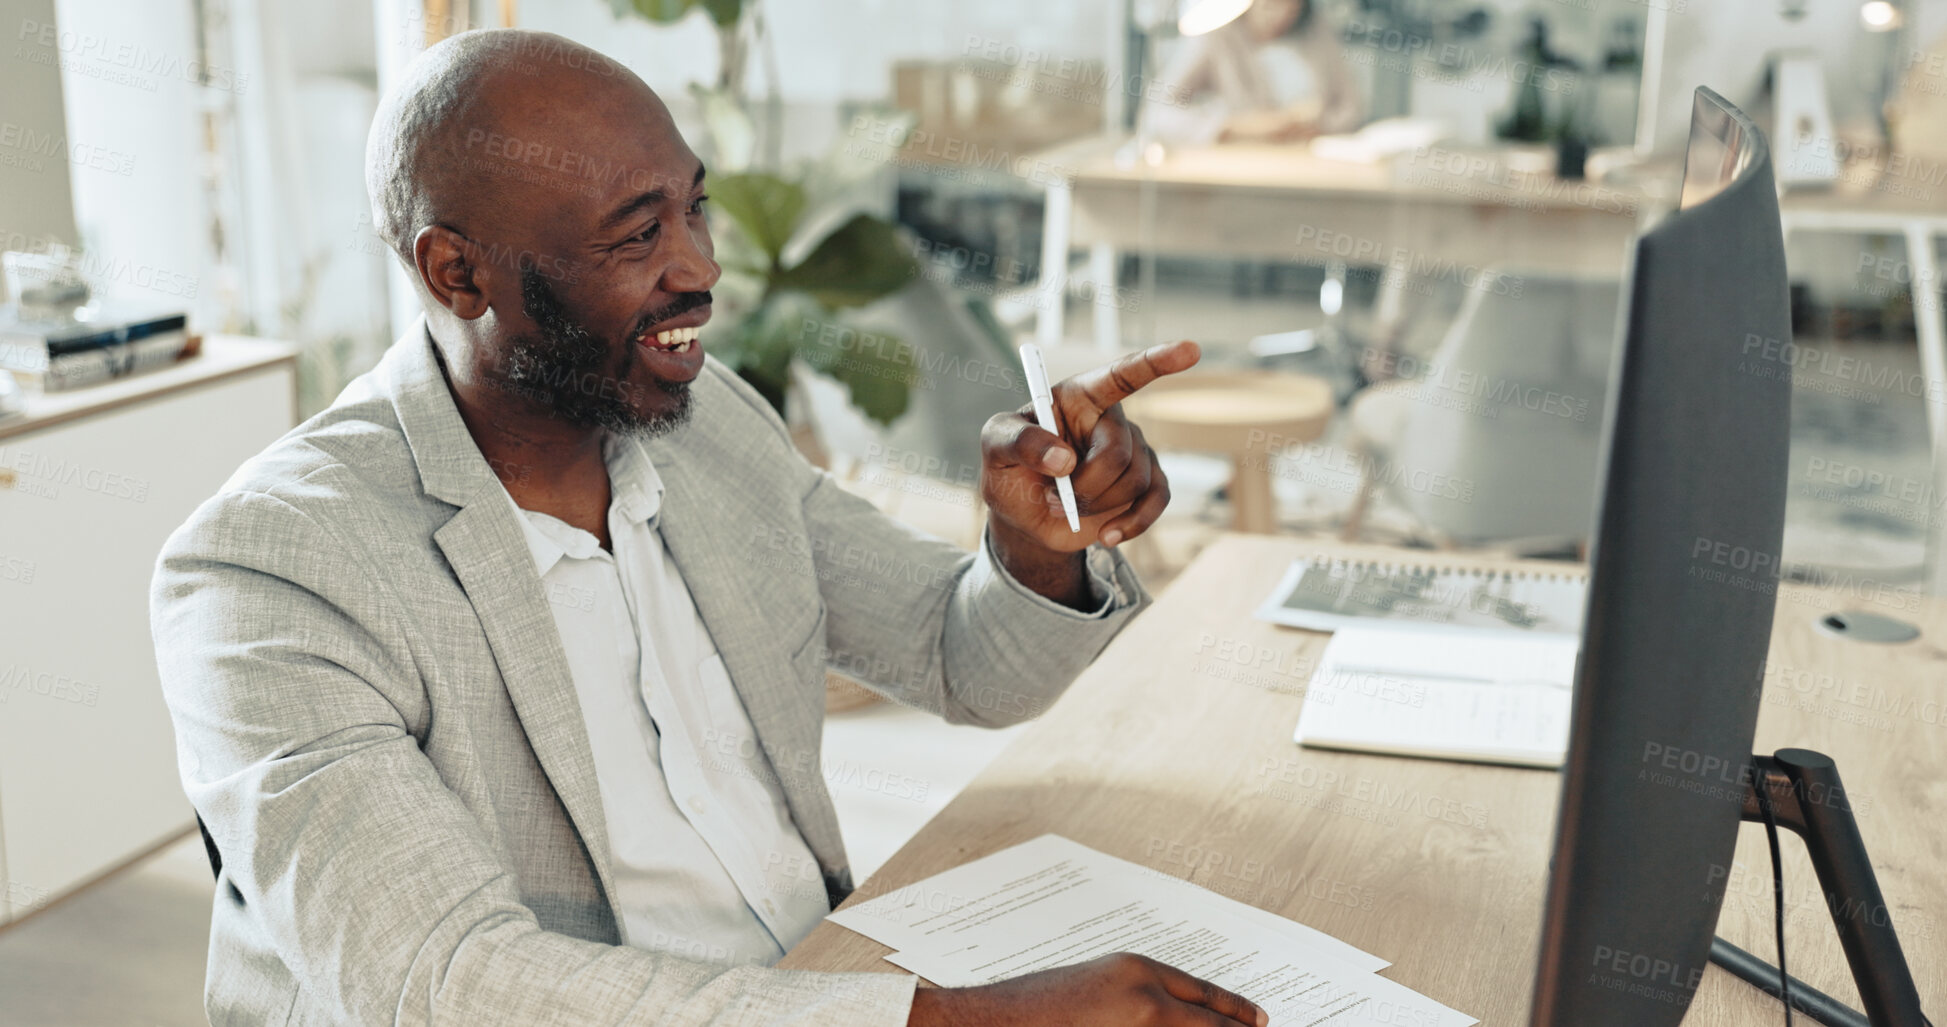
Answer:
[
  {"left": 1530, "top": 87, "right": 1792, "bottom": 1025},
  {"left": 1679, "top": 90, "right": 1752, "bottom": 210}
]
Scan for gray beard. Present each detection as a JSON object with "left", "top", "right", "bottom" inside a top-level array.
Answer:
[{"left": 500, "top": 267, "right": 694, "bottom": 438}]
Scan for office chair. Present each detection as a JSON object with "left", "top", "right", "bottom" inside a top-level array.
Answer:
[{"left": 1340, "top": 271, "right": 1621, "bottom": 551}]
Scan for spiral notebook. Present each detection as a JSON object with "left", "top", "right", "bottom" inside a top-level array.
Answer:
[{"left": 1254, "top": 556, "right": 1586, "bottom": 638}]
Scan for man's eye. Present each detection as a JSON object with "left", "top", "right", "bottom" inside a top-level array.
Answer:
[
  {"left": 631, "top": 223, "right": 658, "bottom": 244},
  {"left": 688, "top": 194, "right": 709, "bottom": 216}
]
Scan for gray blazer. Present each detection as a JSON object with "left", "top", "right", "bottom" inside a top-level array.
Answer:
[{"left": 150, "top": 322, "right": 1148, "bottom": 1026}]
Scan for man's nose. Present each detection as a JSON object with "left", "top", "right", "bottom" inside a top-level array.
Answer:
[{"left": 662, "top": 220, "right": 720, "bottom": 294}]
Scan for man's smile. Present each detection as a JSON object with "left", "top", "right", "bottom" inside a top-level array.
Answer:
[
  {"left": 634, "top": 302, "right": 711, "bottom": 354},
  {"left": 629, "top": 302, "right": 710, "bottom": 383}
]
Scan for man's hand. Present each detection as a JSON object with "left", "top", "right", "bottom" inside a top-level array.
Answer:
[
  {"left": 980, "top": 341, "right": 1200, "bottom": 609},
  {"left": 907, "top": 953, "right": 1268, "bottom": 1027}
]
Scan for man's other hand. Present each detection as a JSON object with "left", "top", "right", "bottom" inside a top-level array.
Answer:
[
  {"left": 979, "top": 341, "right": 1199, "bottom": 608},
  {"left": 907, "top": 952, "right": 1268, "bottom": 1026}
]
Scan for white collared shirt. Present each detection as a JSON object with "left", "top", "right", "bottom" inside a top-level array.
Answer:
[{"left": 501, "top": 433, "right": 828, "bottom": 969}]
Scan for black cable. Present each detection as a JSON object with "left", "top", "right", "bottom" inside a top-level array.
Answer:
[
  {"left": 1709, "top": 772, "right": 1938, "bottom": 1027},
  {"left": 1755, "top": 776, "right": 1792, "bottom": 1027}
]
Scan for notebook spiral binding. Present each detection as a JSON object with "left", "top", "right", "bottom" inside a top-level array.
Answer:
[{"left": 1312, "top": 556, "right": 1587, "bottom": 584}]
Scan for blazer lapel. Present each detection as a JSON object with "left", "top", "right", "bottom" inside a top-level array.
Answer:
[
  {"left": 646, "top": 437, "right": 849, "bottom": 874},
  {"left": 433, "top": 503, "right": 620, "bottom": 910},
  {"left": 381, "top": 321, "right": 621, "bottom": 921}
]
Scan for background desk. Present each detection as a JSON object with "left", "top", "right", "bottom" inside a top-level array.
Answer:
[
  {"left": 783, "top": 534, "right": 1947, "bottom": 1024},
  {"left": 1030, "top": 136, "right": 1665, "bottom": 352}
]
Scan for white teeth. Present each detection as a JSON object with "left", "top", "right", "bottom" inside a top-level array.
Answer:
[{"left": 650, "top": 326, "right": 699, "bottom": 349}]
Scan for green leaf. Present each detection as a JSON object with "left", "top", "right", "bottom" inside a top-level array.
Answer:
[
  {"left": 625, "top": 0, "right": 696, "bottom": 22},
  {"left": 708, "top": 173, "right": 805, "bottom": 266},
  {"left": 774, "top": 214, "right": 918, "bottom": 309},
  {"left": 697, "top": 0, "right": 742, "bottom": 27},
  {"left": 794, "top": 311, "right": 915, "bottom": 426}
]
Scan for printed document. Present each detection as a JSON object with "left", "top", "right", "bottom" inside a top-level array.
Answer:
[{"left": 829, "top": 835, "right": 1478, "bottom": 1026}]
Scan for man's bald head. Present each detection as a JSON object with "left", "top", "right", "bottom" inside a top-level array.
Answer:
[
  {"left": 363, "top": 29, "right": 644, "bottom": 267},
  {"left": 363, "top": 28, "right": 718, "bottom": 443}
]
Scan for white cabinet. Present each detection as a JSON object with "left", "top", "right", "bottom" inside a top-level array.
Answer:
[{"left": 0, "top": 338, "right": 297, "bottom": 923}]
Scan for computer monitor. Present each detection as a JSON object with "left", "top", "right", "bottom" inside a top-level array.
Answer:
[
  {"left": 1528, "top": 87, "right": 1794, "bottom": 1025},
  {"left": 1529, "top": 84, "right": 1929, "bottom": 1027}
]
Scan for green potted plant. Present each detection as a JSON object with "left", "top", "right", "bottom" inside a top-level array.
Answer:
[{"left": 609, "top": 0, "right": 924, "bottom": 427}]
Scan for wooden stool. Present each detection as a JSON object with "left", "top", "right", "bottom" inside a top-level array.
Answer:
[{"left": 1124, "top": 371, "right": 1333, "bottom": 534}]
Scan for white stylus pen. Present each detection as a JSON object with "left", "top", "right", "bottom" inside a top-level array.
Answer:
[{"left": 1018, "top": 343, "right": 1081, "bottom": 533}]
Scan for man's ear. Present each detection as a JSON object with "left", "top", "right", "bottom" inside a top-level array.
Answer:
[{"left": 413, "top": 224, "right": 490, "bottom": 320}]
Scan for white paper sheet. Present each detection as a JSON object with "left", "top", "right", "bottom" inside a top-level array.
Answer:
[
  {"left": 832, "top": 836, "right": 1384, "bottom": 974},
  {"left": 829, "top": 835, "right": 1477, "bottom": 1026}
]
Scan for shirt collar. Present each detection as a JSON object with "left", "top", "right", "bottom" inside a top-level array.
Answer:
[
  {"left": 501, "top": 432, "right": 666, "bottom": 578},
  {"left": 604, "top": 431, "right": 665, "bottom": 526}
]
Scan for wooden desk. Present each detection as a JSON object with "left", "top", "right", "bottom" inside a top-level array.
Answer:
[
  {"left": 783, "top": 535, "right": 1947, "bottom": 1025},
  {"left": 1029, "top": 135, "right": 1668, "bottom": 352}
]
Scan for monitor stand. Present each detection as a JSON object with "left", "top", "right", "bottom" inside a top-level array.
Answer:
[{"left": 1708, "top": 749, "right": 1928, "bottom": 1026}]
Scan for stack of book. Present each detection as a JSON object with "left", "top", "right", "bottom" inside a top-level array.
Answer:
[{"left": 0, "top": 307, "right": 193, "bottom": 392}]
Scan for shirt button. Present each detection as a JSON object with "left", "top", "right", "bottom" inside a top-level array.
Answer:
[
  {"left": 763, "top": 899, "right": 778, "bottom": 916},
  {"left": 688, "top": 795, "right": 708, "bottom": 815}
]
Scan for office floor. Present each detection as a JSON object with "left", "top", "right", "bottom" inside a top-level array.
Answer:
[
  {"left": 1781, "top": 337, "right": 1932, "bottom": 580},
  {"left": 0, "top": 833, "right": 214, "bottom": 1027}
]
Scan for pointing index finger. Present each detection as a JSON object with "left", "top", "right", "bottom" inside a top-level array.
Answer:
[{"left": 1072, "top": 340, "right": 1202, "bottom": 411}]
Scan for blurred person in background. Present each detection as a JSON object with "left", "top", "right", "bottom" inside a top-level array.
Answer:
[{"left": 1143, "top": 0, "right": 1365, "bottom": 145}]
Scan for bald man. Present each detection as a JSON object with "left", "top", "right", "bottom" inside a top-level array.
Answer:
[{"left": 151, "top": 27, "right": 1266, "bottom": 1027}]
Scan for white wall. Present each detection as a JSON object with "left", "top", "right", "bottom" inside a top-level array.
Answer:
[
  {"left": 44, "top": 0, "right": 215, "bottom": 324},
  {"left": 230, "top": 0, "right": 389, "bottom": 367},
  {"left": 1919, "top": 0, "right": 1947, "bottom": 52},
  {"left": 0, "top": 0, "right": 80, "bottom": 265},
  {"left": 513, "top": 0, "right": 1114, "bottom": 104}
]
